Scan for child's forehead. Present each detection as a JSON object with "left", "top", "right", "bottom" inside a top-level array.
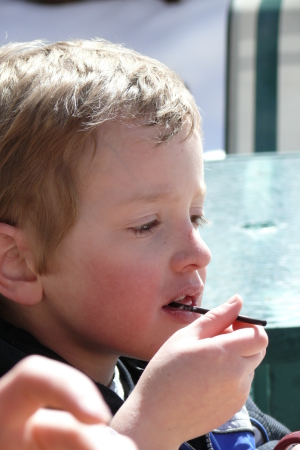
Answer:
[
  {"left": 97, "top": 120, "right": 201, "bottom": 156},
  {"left": 78, "top": 121, "right": 204, "bottom": 206},
  {"left": 96, "top": 121, "right": 163, "bottom": 148},
  {"left": 81, "top": 121, "right": 202, "bottom": 178},
  {"left": 78, "top": 122, "right": 153, "bottom": 179}
]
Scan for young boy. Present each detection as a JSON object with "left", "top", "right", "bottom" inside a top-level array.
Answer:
[{"left": 0, "top": 39, "right": 290, "bottom": 449}]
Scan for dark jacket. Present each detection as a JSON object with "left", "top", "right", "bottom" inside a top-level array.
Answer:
[{"left": 0, "top": 317, "right": 289, "bottom": 450}]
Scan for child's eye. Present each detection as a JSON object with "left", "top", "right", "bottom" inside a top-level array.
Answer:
[
  {"left": 190, "top": 215, "right": 209, "bottom": 229},
  {"left": 130, "top": 219, "right": 160, "bottom": 236}
]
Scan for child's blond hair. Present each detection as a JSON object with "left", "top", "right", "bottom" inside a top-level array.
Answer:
[{"left": 0, "top": 39, "right": 200, "bottom": 274}]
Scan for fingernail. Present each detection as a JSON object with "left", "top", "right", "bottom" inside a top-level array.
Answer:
[{"left": 227, "top": 294, "right": 239, "bottom": 304}]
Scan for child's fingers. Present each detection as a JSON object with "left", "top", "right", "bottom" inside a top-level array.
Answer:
[
  {"left": 224, "top": 326, "right": 268, "bottom": 357},
  {"left": 0, "top": 356, "right": 111, "bottom": 428},
  {"left": 232, "top": 319, "right": 265, "bottom": 331},
  {"left": 213, "top": 325, "right": 268, "bottom": 360},
  {"left": 243, "top": 350, "right": 267, "bottom": 371},
  {"left": 25, "top": 409, "right": 137, "bottom": 450},
  {"left": 190, "top": 294, "right": 243, "bottom": 339}
]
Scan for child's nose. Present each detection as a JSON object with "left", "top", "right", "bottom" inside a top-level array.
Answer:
[{"left": 170, "top": 227, "right": 211, "bottom": 273}]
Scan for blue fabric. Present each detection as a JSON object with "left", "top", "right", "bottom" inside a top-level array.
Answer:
[
  {"left": 250, "top": 417, "right": 270, "bottom": 443},
  {"left": 211, "top": 431, "right": 256, "bottom": 450},
  {"left": 179, "top": 443, "right": 193, "bottom": 450},
  {"left": 179, "top": 431, "right": 255, "bottom": 450}
]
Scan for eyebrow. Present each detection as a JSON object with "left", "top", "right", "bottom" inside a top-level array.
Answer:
[{"left": 118, "top": 184, "right": 207, "bottom": 206}]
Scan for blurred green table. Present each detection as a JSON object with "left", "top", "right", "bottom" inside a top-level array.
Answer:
[{"left": 201, "top": 152, "right": 300, "bottom": 431}]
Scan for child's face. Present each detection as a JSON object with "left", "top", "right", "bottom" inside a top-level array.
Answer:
[{"left": 41, "top": 123, "right": 211, "bottom": 362}]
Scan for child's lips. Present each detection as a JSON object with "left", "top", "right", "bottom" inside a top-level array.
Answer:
[
  {"left": 170, "top": 295, "right": 197, "bottom": 307},
  {"left": 163, "top": 289, "right": 203, "bottom": 310},
  {"left": 162, "top": 281, "right": 204, "bottom": 313}
]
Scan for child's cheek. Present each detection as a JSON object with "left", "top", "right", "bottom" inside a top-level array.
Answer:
[{"left": 87, "top": 252, "right": 163, "bottom": 308}]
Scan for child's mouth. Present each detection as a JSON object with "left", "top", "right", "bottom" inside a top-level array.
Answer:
[{"left": 163, "top": 295, "right": 198, "bottom": 311}]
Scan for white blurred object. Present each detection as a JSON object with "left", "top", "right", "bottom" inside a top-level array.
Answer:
[{"left": 203, "top": 149, "right": 226, "bottom": 161}]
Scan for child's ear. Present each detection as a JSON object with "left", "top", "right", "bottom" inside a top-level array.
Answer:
[{"left": 0, "top": 223, "right": 43, "bottom": 305}]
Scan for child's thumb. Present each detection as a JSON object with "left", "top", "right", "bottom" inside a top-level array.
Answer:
[{"left": 192, "top": 294, "right": 243, "bottom": 339}]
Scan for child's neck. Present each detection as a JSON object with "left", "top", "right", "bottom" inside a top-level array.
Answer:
[
  {"left": 4, "top": 304, "right": 119, "bottom": 386},
  {"left": 55, "top": 345, "right": 119, "bottom": 387},
  {"left": 39, "top": 334, "right": 119, "bottom": 387}
]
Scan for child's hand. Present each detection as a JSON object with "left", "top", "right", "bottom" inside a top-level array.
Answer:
[
  {"left": 111, "top": 294, "right": 268, "bottom": 450},
  {"left": 0, "top": 356, "right": 137, "bottom": 450}
]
